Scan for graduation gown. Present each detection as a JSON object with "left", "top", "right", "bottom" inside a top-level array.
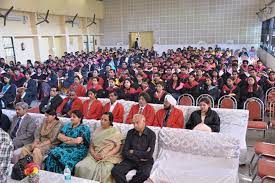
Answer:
[
  {"left": 102, "top": 102, "right": 124, "bottom": 123},
  {"left": 56, "top": 97, "right": 83, "bottom": 116},
  {"left": 82, "top": 99, "right": 103, "bottom": 120},
  {"left": 69, "top": 83, "right": 86, "bottom": 97},
  {"left": 126, "top": 104, "right": 155, "bottom": 126},
  {"left": 154, "top": 107, "right": 184, "bottom": 128}
]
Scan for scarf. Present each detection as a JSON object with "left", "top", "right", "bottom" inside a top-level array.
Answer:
[
  {"left": 154, "top": 90, "right": 166, "bottom": 100},
  {"left": 183, "top": 81, "right": 199, "bottom": 89},
  {"left": 222, "top": 84, "right": 237, "bottom": 94}
]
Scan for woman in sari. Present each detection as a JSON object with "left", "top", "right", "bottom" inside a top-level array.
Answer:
[
  {"left": 75, "top": 112, "right": 123, "bottom": 183},
  {"left": 20, "top": 109, "right": 61, "bottom": 167},
  {"left": 44, "top": 110, "right": 90, "bottom": 173}
]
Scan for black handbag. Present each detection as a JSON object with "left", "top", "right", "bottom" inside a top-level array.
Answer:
[{"left": 11, "top": 154, "right": 33, "bottom": 180}]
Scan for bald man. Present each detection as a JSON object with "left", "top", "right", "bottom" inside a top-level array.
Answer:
[
  {"left": 154, "top": 95, "right": 184, "bottom": 128},
  {"left": 111, "top": 114, "right": 156, "bottom": 183}
]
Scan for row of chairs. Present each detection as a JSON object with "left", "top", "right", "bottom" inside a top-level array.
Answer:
[
  {"left": 177, "top": 93, "right": 237, "bottom": 109},
  {"left": 249, "top": 142, "right": 275, "bottom": 182}
]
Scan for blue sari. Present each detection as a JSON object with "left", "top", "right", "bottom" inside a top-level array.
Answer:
[{"left": 44, "top": 123, "right": 90, "bottom": 174}]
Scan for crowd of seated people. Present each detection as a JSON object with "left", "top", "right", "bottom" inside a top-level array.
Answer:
[
  {"left": 3, "top": 46, "right": 265, "bottom": 182},
  {"left": 0, "top": 46, "right": 272, "bottom": 112}
]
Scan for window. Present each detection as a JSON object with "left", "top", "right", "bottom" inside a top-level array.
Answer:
[{"left": 2, "top": 36, "right": 16, "bottom": 62}]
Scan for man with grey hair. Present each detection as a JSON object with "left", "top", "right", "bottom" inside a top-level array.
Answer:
[{"left": 8, "top": 102, "right": 36, "bottom": 149}]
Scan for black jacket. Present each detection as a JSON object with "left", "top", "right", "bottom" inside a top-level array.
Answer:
[
  {"left": 39, "top": 94, "right": 63, "bottom": 113},
  {"left": 186, "top": 108, "right": 220, "bottom": 132},
  {"left": 0, "top": 112, "right": 11, "bottom": 132},
  {"left": 1, "top": 84, "right": 16, "bottom": 107}
]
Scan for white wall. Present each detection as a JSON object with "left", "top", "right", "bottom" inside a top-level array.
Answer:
[
  {"left": 14, "top": 38, "right": 35, "bottom": 65},
  {"left": 39, "top": 37, "right": 50, "bottom": 62},
  {"left": 102, "top": 0, "right": 262, "bottom": 47}
]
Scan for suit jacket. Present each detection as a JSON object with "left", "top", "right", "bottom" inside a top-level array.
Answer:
[
  {"left": 126, "top": 104, "right": 155, "bottom": 126},
  {"left": 56, "top": 97, "right": 83, "bottom": 116},
  {"left": 103, "top": 102, "right": 124, "bottom": 123},
  {"left": 154, "top": 107, "right": 184, "bottom": 128},
  {"left": 39, "top": 94, "right": 63, "bottom": 113},
  {"left": 9, "top": 113, "right": 36, "bottom": 149},
  {"left": 82, "top": 99, "right": 103, "bottom": 120}
]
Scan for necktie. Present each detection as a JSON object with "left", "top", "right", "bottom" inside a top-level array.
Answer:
[
  {"left": 138, "top": 107, "right": 143, "bottom": 114},
  {"left": 11, "top": 117, "right": 22, "bottom": 139},
  {"left": 163, "top": 110, "right": 171, "bottom": 127}
]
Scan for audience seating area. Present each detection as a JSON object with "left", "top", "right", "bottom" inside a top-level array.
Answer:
[{"left": 3, "top": 109, "right": 241, "bottom": 183}]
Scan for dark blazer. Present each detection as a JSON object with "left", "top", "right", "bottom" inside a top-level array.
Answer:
[
  {"left": 1, "top": 84, "right": 16, "bottom": 107},
  {"left": 9, "top": 113, "right": 36, "bottom": 149},
  {"left": 39, "top": 94, "right": 63, "bottom": 113},
  {"left": 0, "top": 112, "right": 11, "bottom": 132},
  {"left": 24, "top": 79, "right": 37, "bottom": 105},
  {"left": 186, "top": 108, "right": 220, "bottom": 132}
]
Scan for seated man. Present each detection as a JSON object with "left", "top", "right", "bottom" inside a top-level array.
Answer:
[
  {"left": 0, "top": 128, "right": 13, "bottom": 183},
  {"left": 39, "top": 87, "right": 63, "bottom": 113},
  {"left": 9, "top": 102, "right": 36, "bottom": 150},
  {"left": 102, "top": 91, "right": 124, "bottom": 123},
  {"left": 56, "top": 90, "right": 83, "bottom": 117},
  {"left": 154, "top": 95, "right": 184, "bottom": 128},
  {"left": 126, "top": 92, "right": 155, "bottom": 126},
  {"left": 111, "top": 114, "right": 156, "bottom": 183}
]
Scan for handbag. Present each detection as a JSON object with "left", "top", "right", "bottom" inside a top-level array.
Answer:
[{"left": 11, "top": 154, "right": 33, "bottom": 180}]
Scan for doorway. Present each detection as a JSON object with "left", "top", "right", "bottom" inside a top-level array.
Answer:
[{"left": 129, "top": 31, "right": 153, "bottom": 49}]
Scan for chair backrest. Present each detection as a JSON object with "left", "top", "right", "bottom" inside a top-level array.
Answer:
[
  {"left": 243, "top": 97, "right": 264, "bottom": 121},
  {"left": 177, "top": 94, "right": 195, "bottom": 106},
  {"left": 265, "top": 87, "right": 275, "bottom": 106},
  {"left": 218, "top": 95, "right": 237, "bottom": 109},
  {"left": 196, "top": 94, "right": 215, "bottom": 108}
]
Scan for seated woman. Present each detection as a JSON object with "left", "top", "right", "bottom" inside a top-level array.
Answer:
[
  {"left": 75, "top": 112, "right": 123, "bottom": 182},
  {"left": 211, "top": 70, "right": 224, "bottom": 90},
  {"left": 186, "top": 97, "right": 220, "bottom": 132},
  {"left": 86, "top": 77, "right": 104, "bottom": 98},
  {"left": 166, "top": 73, "right": 184, "bottom": 100},
  {"left": 200, "top": 77, "right": 220, "bottom": 102},
  {"left": 44, "top": 110, "right": 90, "bottom": 173},
  {"left": 182, "top": 74, "right": 200, "bottom": 99},
  {"left": 240, "top": 76, "right": 265, "bottom": 106},
  {"left": 221, "top": 76, "right": 240, "bottom": 102},
  {"left": 0, "top": 74, "right": 16, "bottom": 108},
  {"left": 153, "top": 81, "right": 167, "bottom": 104},
  {"left": 22, "top": 71, "right": 37, "bottom": 106},
  {"left": 19, "top": 109, "right": 61, "bottom": 167},
  {"left": 119, "top": 78, "right": 137, "bottom": 101},
  {"left": 82, "top": 89, "right": 103, "bottom": 120},
  {"left": 69, "top": 76, "right": 86, "bottom": 97}
]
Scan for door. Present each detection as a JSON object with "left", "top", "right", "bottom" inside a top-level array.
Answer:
[{"left": 129, "top": 31, "right": 153, "bottom": 49}]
